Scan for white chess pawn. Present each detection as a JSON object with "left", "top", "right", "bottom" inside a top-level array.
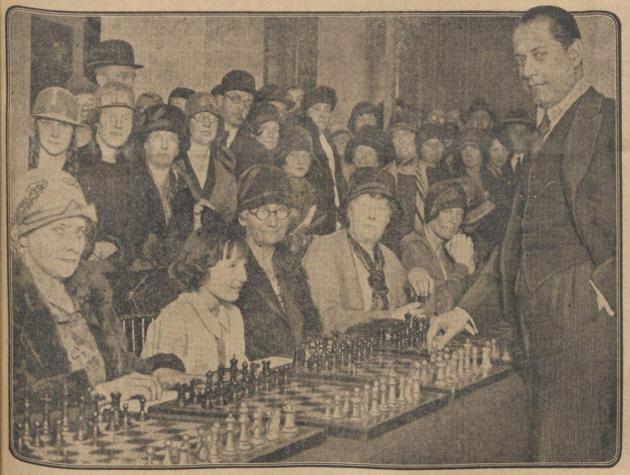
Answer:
[
  {"left": 251, "top": 409, "right": 266, "bottom": 446},
  {"left": 238, "top": 412, "right": 252, "bottom": 451},
  {"left": 332, "top": 394, "right": 343, "bottom": 420},
  {"left": 481, "top": 343, "right": 493, "bottom": 370},
  {"left": 370, "top": 384, "right": 381, "bottom": 417},
  {"left": 388, "top": 372, "right": 399, "bottom": 409},
  {"left": 223, "top": 414, "right": 237, "bottom": 455}
]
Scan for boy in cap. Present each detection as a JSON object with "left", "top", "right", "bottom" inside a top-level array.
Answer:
[
  {"left": 28, "top": 87, "right": 88, "bottom": 175},
  {"left": 303, "top": 167, "right": 434, "bottom": 334},
  {"left": 86, "top": 39, "right": 143, "bottom": 89},
  {"left": 235, "top": 164, "right": 322, "bottom": 360},
  {"left": 400, "top": 179, "right": 476, "bottom": 316},
  {"left": 174, "top": 92, "right": 237, "bottom": 224},
  {"left": 76, "top": 82, "right": 138, "bottom": 262},
  {"left": 292, "top": 85, "right": 348, "bottom": 234}
]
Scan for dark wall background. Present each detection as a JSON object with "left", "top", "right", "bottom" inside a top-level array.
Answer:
[{"left": 398, "top": 15, "right": 532, "bottom": 118}]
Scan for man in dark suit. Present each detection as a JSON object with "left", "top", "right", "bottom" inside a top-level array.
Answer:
[
  {"left": 235, "top": 165, "right": 322, "bottom": 360},
  {"left": 502, "top": 108, "right": 535, "bottom": 188},
  {"left": 428, "top": 6, "right": 617, "bottom": 463}
]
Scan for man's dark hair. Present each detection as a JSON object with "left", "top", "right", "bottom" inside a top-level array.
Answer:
[{"left": 520, "top": 6, "right": 581, "bottom": 49}]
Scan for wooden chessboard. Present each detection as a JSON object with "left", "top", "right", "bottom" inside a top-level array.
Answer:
[
  {"left": 148, "top": 379, "right": 448, "bottom": 440},
  {"left": 14, "top": 416, "right": 325, "bottom": 466}
]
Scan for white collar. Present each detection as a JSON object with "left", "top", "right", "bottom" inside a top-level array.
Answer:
[{"left": 536, "top": 77, "right": 590, "bottom": 129}]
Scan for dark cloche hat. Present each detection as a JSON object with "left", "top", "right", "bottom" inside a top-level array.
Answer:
[
  {"left": 139, "top": 104, "right": 187, "bottom": 142},
  {"left": 388, "top": 109, "right": 419, "bottom": 134},
  {"left": 217, "top": 70, "right": 256, "bottom": 96},
  {"left": 424, "top": 179, "right": 468, "bottom": 223},
  {"left": 347, "top": 101, "right": 384, "bottom": 132},
  {"left": 169, "top": 87, "right": 196, "bottom": 101},
  {"left": 345, "top": 167, "right": 400, "bottom": 209},
  {"left": 237, "top": 164, "right": 294, "bottom": 213},
  {"left": 303, "top": 86, "right": 337, "bottom": 112},
  {"left": 86, "top": 40, "right": 143, "bottom": 81},
  {"left": 346, "top": 125, "right": 388, "bottom": 162},
  {"left": 276, "top": 125, "right": 313, "bottom": 164}
]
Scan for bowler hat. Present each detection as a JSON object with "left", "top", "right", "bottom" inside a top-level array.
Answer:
[
  {"left": 185, "top": 92, "right": 221, "bottom": 119},
  {"left": 95, "top": 82, "right": 135, "bottom": 110},
  {"left": 303, "top": 86, "right": 337, "bottom": 112},
  {"left": 139, "top": 104, "right": 187, "bottom": 142},
  {"left": 502, "top": 108, "right": 535, "bottom": 128},
  {"left": 86, "top": 40, "right": 143, "bottom": 81},
  {"left": 32, "top": 87, "right": 85, "bottom": 127},
  {"left": 12, "top": 169, "right": 97, "bottom": 240},
  {"left": 217, "top": 70, "right": 256, "bottom": 96},
  {"left": 237, "top": 164, "right": 294, "bottom": 212}
]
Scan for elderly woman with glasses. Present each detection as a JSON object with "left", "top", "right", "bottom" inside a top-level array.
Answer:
[
  {"left": 11, "top": 170, "right": 185, "bottom": 402},
  {"left": 234, "top": 165, "right": 322, "bottom": 360}
]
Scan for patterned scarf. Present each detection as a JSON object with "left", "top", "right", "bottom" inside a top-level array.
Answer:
[{"left": 348, "top": 234, "right": 389, "bottom": 311}]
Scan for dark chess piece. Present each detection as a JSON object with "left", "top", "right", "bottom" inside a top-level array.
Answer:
[
  {"left": 206, "top": 370, "right": 214, "bottom": 388},
  {"left": 175, "top": 384, "right": 185, "bottom": 408},
  {"left": 218, "top": 363, "right": 226, "bottom": 383},
  {"left": 122, "top": 403, "right": 131, "bottom": 430},
  {"left": 110, "top": 392, "right": 122, "bottom": 428},
  {"left": 230, "top": 355, "right": 239, "bottom": 382},
  {"left": 138, "top": 395, "right": 148, "bottom": 421}
]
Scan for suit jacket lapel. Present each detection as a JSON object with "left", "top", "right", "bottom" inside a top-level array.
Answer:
[{"left": 338, "top": 229, "right": 367, "bottom": 311}]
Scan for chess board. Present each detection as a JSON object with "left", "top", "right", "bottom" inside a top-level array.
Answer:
[
  {"left": 148, "top": 379, "right": 448, "bottom": 440},
  {"left": 297, "top": 352, "right": 513, "bottom": 398},
  {"left": 14, "top": 415, "right": 325, "bottom": 466}
]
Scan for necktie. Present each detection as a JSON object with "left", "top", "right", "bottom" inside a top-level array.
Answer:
[
  {"left": 531, "top": 112, "right": 551, "bottom": 155},
  {"left": 348, "top": 235, "right": 389, "bottom": 311},
  {"left": 414, "top": 161, "right": 428, "bottom": 227}
]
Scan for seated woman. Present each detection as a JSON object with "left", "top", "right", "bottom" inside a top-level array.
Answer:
[
  {"left": 400, "top": 180, "right": 476, "bottom": 316},
  {"left": 141, "top": 224, "right": 248, "bottom": 375},
  {"left": 303, "top": 167, "right": 430, "bottom": 334},
  {"left": 11, "top": 170, "right": 184, "bottom": 402}
]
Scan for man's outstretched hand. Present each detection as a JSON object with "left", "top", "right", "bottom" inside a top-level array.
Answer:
[{"left": 426, "top": 307, "right": 478, "bottom": 351}]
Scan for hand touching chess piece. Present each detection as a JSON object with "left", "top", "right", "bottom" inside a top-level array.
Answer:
[
  {"left": 390, "top": 302, "right": 423, "bottom": 320},
  {"left": 445, "top": 232, "right": 475, "bottom": 275},
  {"left": 406, "top": 267, "right": 435, "bottom": 299},
  {"left": 152, "top": 368, "right": 193, "bottom": 389},
  {"left": 426, "top": 308, "right": 478, "bottom": 350}
]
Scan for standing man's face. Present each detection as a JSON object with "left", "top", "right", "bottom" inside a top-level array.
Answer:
[
  {"left": 97, "top": 107, "right": 133, "bottom": 149},
  {"left": 95, "top": 65, "right": 136, "bottom": 88},
  {"left": 220, "top": 90, "right": 253, "bottom": 128},
  {"left": 513, "top": 17, "right": 583, "bottom": 109}
]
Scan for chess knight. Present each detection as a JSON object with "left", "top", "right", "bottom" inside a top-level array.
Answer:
[{"left": 429, "top": 6, "right": 617, "bottom": 463}]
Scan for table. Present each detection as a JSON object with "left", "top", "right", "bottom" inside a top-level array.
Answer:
[{"left": 286, "top": 373, "right": 530, "bottom": 465}]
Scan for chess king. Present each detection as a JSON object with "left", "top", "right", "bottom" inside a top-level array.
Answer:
[
  {"left": 428, "top": 6, "right": 617, "bottom": 462},
  {"left": 11, "top": 170, "right": 186, "bottom": 402}
]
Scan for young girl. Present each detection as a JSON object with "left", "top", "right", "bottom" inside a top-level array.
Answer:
[{"left": 141, "top": 226, "right": 248, "bottom": 375}]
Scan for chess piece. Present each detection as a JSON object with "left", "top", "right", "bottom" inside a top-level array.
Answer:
[
  {"left": 350, "top": 389, "right": 362, "bottom": 420},
  {"left": 224, "top": 414, "right": 238, "bottom": 454},
  {"left": 362, "top": 384, "right": 371, "bottom": 415},
  {"left": 122, "top": 403, "right": 131, "bottom": 430},
  {"left": 457, "top": 349, "right": 466, "bottom": 378},
  {"left": 110, "top": 392, "right": 122, "bottom": 428},
  {"left": 15, "top": 422, "right": 26, "bottom": 452},
  {"left": 378, "top": 379, "right": 388, "bottom": 412},
  {"left": 197, "top": 428, "right": 209, "bottom": 462},
  {"left": 137, "top": 395, "right": 147, "bottom": 422},
  {"left": 463, "top": 339, "right": 473, "bottom": 372},
  {"left": 75, "top": 415, "right": 87, "bottom": 441},
  {"left": 61, "top": 388, "right": 71, "bottom": 432},
  {"left": 388, "top": 372, "right": 398, "bottom": 409},
  {"left": 342, "top": 390, "right": 352, "bottom": 417},
  {"left": 55, "top": 419, "right": 66, "bottom": 450},
  {"left": 481, "top": 343, "right": 492, "bottom": 370},
  {"left": 33, "top": 421, "right": 43, "bottom": 448},
  {"left": 332, "top": 394, "right": 343, "bottom": 420},
  {"left": 22, "top": 397, "right": 31, "bottom": 441},
  {"left": 266, "top": 409, "right": 281, "bottom": 441},
  {"left": 210, "top": 422, "right": 223, "bottom": 463},
  {"left": 323, "top": 401, "right": 332, "bottom": 420},
  {"left": 370, "top": 383, "right": 381, "bottom": 417},
  {"left": 179, "top": 435, "right": 192, "bottom": 465},
  {"left": 472, "top": 345, "right": 480, "bottom": 374},
  {"left": 91, "top": 412, "right": 100, "bottom": 447},
  {"left": 41, "top": 393, "right": 51, "bottom": 445},
  {"left": 491, "top": 338, "right": 500, "bottom": 360},
  {"left": 251, "top": 408, "right": 266, "bottom": 446},
  {"left": 282, "top": 404, "right": 298, "bottom": 433},
  {"left": 435, "top": 359, "right": 446, "bottom": 384},
  {"left": 398, "top": 375, "right": 407, "bottom": 405},
  {"left": 421, "top": 360, "right": 431, "bottom": 384},
  {"left": 238, "top": 410, "right": 252, "bottom": 451}
]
